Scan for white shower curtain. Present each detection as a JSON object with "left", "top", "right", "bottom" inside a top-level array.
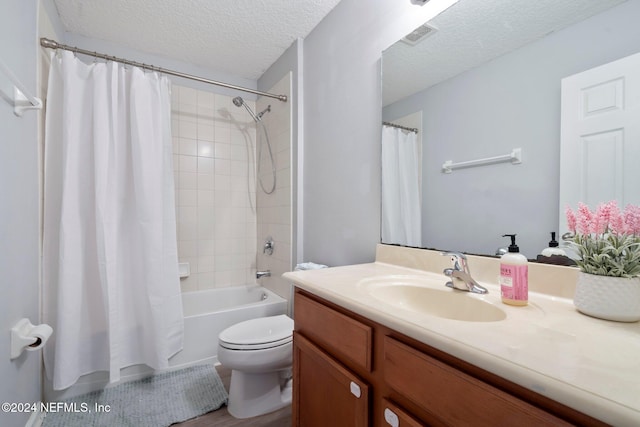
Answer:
[
  {"left": 43, "top": 51, "right": 183, "bottom": 390},
  {"left": 381, "top": 125, "right": 422, "bottom": 247}
]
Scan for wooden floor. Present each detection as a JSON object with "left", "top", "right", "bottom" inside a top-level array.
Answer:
[{"left": 173, "top": 365, "right": 292, "bottom": 427}]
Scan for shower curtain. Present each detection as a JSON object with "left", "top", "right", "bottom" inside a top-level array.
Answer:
[
  {"left": 42, "top": 51, "right": 183, "bottom": 390},
  {"left": 381, "top": 125, "right": 422, "bottom": 247}
]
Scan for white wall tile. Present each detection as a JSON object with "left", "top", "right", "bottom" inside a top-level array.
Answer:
[
  {"left": 179, "top": 172, "right": 197, "bottom": 190},
  {"left": 197, "top": 91, "right": 214, "bottom": 109},
  {"left": 216, "top": 159, "right": 232, "bottom": 176},
  {"left": 215, "top": 142, "right": 231, "bottom": 159},
  {"left": 197, "top": 239, "right": 216, "bottom": 256},
  {"left": 197, "top": 157, "right": 215, "bottom": 174},
  {"left": 215, "top": 126, "right": 231, "bottom": 144},
  {"left": 180, "top": 275, "right": 199, "bottom": 292},
  {"left": 179, "top": 221, "right": 198, "bottom": 241},
  {"left": 198, "top": 190, "right": 215, "bottom": 207},
  {"left": 179, "top": 240, "right": 198, "bottom": 257},
  {"left": 179, "top": 138, "right": 198, "bottom": 156},
  {"left": 197, "top": 173, "right": 215, "bottom": 190},
  {"left": 197, "top": 272, "right": 215, "bottom": 290},
  {"left": 198, "top": 140, "right": 214, "bottom": 158},
  {"left": 172, "top": 84, "right": 290, "bottom": 292},
  {"left": 179, "top": 155, "right": 198, "bottom": 173},
  {"left": 179, "top": 189, "right": 197, "bottom": 206},
  {"left": 181, "top": 87, "right": 197, "bottom": 105},
  {"left": 178, "top": 103, "right": 197, "bottom": 117},
  {"left": 214, "top": 174, "right": 231, "bottom": 192},
  {"left": 180, "top": 120, "right": 198, "bottom": 140},
  {"left": 198, "top": 123, "right": 214, "bottom": 142},
  {"left": 178, "top": 206, "right": 197, "bottom": 223},
  {"left": 197, "top": 256, "right": 215, "bottom": 273}
]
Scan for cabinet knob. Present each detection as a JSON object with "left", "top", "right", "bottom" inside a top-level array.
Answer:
[
  {"left": 384, "top": 408, "right": 400, "bottom": 427},
  {"left": 349, "top": 381, "right": 361, "bottom": 398}
]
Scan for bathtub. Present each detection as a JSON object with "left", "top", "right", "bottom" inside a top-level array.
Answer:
[
  {"left": 169, "top": 285, "right": 288, "bottom": 368},
  {"left": 44, "top": 285, "right": 288, "bottom": 401}
]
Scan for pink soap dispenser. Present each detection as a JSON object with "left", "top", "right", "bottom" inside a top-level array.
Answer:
[{"left": 499, "top": 234, "right": 528, "bottom": 306}]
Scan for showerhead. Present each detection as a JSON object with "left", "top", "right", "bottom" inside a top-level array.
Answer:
[{"left": 233, "top": 96, "right": 260, "bottom": 122}]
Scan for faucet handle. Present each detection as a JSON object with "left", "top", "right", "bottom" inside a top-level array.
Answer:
[
  {"left": 441, "top": 251, "right": 469, "bottom": 273},
  {"left": 263, "top": 236, "right": 274, "bottom": 255}
]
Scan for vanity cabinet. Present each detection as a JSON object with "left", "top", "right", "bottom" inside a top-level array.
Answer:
[
  {"left": 293, "top": 288, "right": 608, "bottom": 427},
  {"left": 293, "top": 333, "right": 369, "bottom": 427},
  {"left": 292, "top": 288, "right": 372, "bottom": 426}
]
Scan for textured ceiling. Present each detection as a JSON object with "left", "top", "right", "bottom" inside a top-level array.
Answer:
[
  {"left": 383, "top": 0, "right": 627, "bottom": 106},
  {"left": 53, "top": 0, "right": 343, "bottom": 80}
]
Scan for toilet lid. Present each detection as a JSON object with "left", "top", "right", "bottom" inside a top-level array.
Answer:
[{"left": 219, "top": 315, "right": 293, "bottom": 350}]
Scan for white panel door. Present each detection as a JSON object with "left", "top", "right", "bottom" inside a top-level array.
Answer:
[{"left": 559, "top": 52, "right": 640, "bottom": 233}]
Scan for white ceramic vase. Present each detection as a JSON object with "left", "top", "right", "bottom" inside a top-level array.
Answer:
[{"left": 574, "top": 272, "right": 640, "bottom": 322}]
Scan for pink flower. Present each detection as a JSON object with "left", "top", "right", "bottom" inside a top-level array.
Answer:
[
  {"left": 624, "top": 204, "right": 640, "bottom": 235},
  {"left": 565, "top": 206, "right": 577, "bottom": 233},
  {"left": 576, "top": 203, "right": 593, "bottom": 234},
  {"left": 593, "top": 204, "right": 606, "bottom": 234},
  {"left": 593, "top": 200, "right": 617, "bottom": 234},
  {"left": 567, "top": 201, "right": 640, "bottom": 237},
  {"left": 609, "top": 202, "right": 625, "bottom": 235}
]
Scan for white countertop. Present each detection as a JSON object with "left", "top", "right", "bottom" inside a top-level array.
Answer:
[{"left": 284, "top": 261, "right": 640, "bottom": 426}]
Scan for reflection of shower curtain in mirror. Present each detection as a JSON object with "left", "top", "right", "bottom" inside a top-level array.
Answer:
[
  {"left": 381, "top": 125, "right": 421, "bottom": 247},
  {"left": 42, "top": 51, "right": 183, "bottom": 390}
]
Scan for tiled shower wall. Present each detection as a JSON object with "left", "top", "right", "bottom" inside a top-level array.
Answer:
[
  {"left": 171, "top": 86, "right": 258, "bottom": 292},
  {"left": 256, "top": 73, "right": 293, "bottom": 299},
  {"left": 171, "top": 77, "right": 293, "bottom": 297}
]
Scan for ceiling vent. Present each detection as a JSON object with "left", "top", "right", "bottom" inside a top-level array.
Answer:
[{"left": 400, "top": 23, "right": 437, "bottom": 46}]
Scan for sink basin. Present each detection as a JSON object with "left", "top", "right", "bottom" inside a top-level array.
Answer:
[{"left": 358, "top": 275, "right": 506, "bottom": 322}]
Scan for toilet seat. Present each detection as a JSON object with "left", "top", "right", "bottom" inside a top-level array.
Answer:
[{"left": 219, "top": 315, "right": 293, "bottom": 351}]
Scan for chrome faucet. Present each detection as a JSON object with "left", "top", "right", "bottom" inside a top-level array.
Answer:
[
  {"left": 256, "top": 270, "right": 271, "bottom": 279},
  {"left": 442, "top": 252, "right": 488, "bottom": 294}
]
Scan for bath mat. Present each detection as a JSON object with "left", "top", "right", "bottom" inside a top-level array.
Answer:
[{"left": 42, "top": 364, "right": 228, "bottom": 427}]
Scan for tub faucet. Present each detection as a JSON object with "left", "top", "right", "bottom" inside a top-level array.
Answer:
[
  {"left": 256, "top": 270, "right": 271, "bottom": 279},
  {"left": 442, "top": 252, "right": 488, "bottom": 294}
]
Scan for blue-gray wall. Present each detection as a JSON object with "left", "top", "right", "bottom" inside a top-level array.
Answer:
[
  {"left": 383, "top": 0, "right": 640, "bottom": 258},
  {"left": 1, "top": 1, "right": 41, "bottom": 426}
]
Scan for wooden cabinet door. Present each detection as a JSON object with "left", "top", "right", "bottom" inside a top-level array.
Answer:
[{"left": 293, "top": 332, "right": 369, "bottom": 427}]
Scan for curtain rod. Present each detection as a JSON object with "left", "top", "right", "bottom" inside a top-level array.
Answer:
[
  {"left": 40, "top": 38, "right": 287, "bottom": 103},
  {"left": 382, "top": 121, "right": 418, "bottom": 133}
]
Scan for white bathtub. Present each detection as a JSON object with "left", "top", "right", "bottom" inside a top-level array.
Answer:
[
  {"left": 44, "top": 285, "right": 288, "bottom": 401},
  {"left": 169, "top": 285, "right": 288, "bottom": 368}
]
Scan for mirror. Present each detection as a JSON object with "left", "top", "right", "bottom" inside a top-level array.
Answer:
[{"left": 381, "top": 0, "right": 640, "bottom": 259}]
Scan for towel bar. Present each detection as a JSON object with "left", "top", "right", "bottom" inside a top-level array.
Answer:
[
  {"left": 442, "top": 148, "right": 522, "bottom": 174},
  {"left": 0, "top": 57, "right": 43, "bottom": 117}
]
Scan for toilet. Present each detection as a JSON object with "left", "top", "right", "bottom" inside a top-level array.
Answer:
[{"left": 217, "top": 314, "right": 294, "bottom": 419}]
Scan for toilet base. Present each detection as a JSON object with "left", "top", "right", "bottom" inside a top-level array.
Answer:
[{"left": 227, "top": 370, "right": 292, "bottom": 419}]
